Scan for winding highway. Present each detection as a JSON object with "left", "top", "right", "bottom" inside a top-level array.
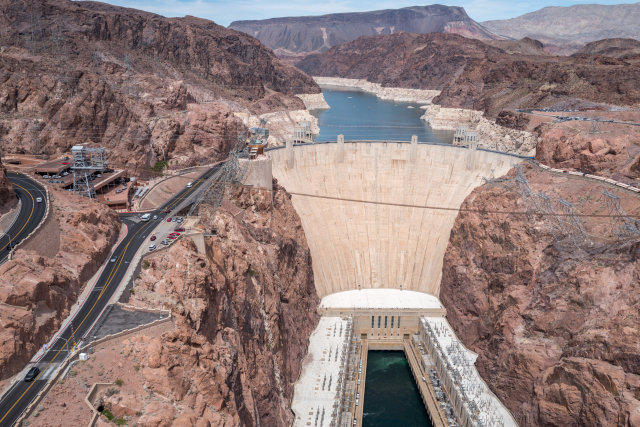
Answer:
[
  {"left": 0, "top": 164, "right": 221, "bottom": 427},
  {"left": 0, "top": 173, "right": 47, "bottom": 264}
]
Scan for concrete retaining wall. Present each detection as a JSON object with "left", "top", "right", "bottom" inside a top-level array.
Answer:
[{"left": 84, "top": 383, "right": 113, "bottom": 427}]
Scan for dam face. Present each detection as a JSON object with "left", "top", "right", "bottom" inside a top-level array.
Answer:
[{"left": 270, "top": 141, "right": 522, "bottom": 297}]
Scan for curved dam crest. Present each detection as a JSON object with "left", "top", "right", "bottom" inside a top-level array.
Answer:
[{"left": 270, "top": 141, "right": 523, "bottom": 297}]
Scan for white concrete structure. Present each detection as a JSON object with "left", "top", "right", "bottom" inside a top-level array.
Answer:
[
  {"left": 320, "top": 289, "right": 442, "bottom": 310},
  {"left": 291, "top": 316, "right": 350, "bottom": 427},
  {"left": 270, "top": 141, "right": 522, "bottom": 297},
  {"left": 420, "top": 317, "right": 518, "bottom": 427},
  {"left": 240, "top": 155, "right": 273, "bottom": 190}
]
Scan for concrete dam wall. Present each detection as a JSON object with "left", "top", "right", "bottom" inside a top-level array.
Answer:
[{"left": 270, "top": 141, "right": 523, "bottom": 297}]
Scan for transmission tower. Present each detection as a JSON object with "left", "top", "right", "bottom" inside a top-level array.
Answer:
[
  {"left": 27, "top": 12, "right": 46, "bottom": 54},
  {"left": 29, "top": 120, "right": 43, "bottom": 155},
  {"left": 514, "top": 164, "right": 541, "bottom": 218},
  {"left": 186, "top": 119, "right": 267, "bottom": 230},
  {"left": 558, "top": 197, "right": 590, "bottom": 243},
  {"left": 536, "top": 192, "right": 567, "bottom": 237},
  {"left": 601, "top": 189, "right": 640, "bottom": 238},
  {"left": 72, "top": 145, "right": 107, "bottom": 198}
]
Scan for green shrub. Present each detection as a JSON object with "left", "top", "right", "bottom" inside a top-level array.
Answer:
[
  {"left": 115, "top": 378, "right": 124, "bottom": 386},
  {"left": 101, "top": 410, "right": 114, "bottom": 421},
  {"left": 142, "top": 260, "right": 150, "bottom": 269}
]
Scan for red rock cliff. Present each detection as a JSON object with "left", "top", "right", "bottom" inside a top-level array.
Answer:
[
  {"left": 0, "top": 189, "right": 120, "bottom": 381},
  {"left": 122, "top": 182, "right": 319, "bottom": 427},
  {"left": 440, "top": 169, "right": 640, "bottom": 427},
  {"left": 0, "top": 157, "right": 17, "bottom": 215}
]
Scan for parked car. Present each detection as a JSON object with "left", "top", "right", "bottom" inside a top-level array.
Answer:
[
  {"left": 43, "top": 175, "right": 51, "bottom": 179},
  {"left": 6, "top": 241, "right": 20, "bottom": 250},
  {"left": 36, "top": 197, "right": 43, "bottom": 203},
  {"left": 62, "top": 171, "right": 69, "bottom": 176},
  {"left": 161, "top": 240, "right": 170, "bottom": 246},
  {"left": 170, "top": 232, "right": 180, "bottom": 236},
  {"left": 149, "top": 244, "right": 157, "bottom": 251},
  {"left": 166, "top": 217, "right": 172, "bottom": 222},
  {"left": 177, "top": 218, "right": 183, "bottom": 223},
  {"left": 172, "top": 217, "right": 177, "bottom": 222},
  {"left": 24, "top": 367, "right": 40, "bottom": 382},
  {"left": 168, "top": 235, "right": 177, "bottom": 240},
  {"left": 116, "top": 189, "right": 122, "bottom": 194},
  {"left": 174, "top": 227, "right": 185, "bottom": 232},
  {"left": 150, "top": 236, "right": 156, "bottom": 241}
]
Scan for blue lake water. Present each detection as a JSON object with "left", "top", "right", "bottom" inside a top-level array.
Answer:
[
  {"left": 310, "top": 86, "right": 454, "bottom": 143},
  {"left": 363, "top": 351, "right": 433, "bottom": 427}
]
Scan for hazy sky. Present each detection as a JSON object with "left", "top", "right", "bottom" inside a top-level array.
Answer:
[{"left": 93, "top": 0, "right": 639, "bottom": 26}]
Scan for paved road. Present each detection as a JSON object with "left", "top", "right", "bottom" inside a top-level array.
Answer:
[
  {"left": 0, "top": 173, "right": 47, "bottom": 264},
  {"left": 0, "top": 164, "right": 221, "bottom": 427}
]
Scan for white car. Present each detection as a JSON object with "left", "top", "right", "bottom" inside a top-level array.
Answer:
[
  {"left": 36, "top": 197, "right": 43, "bottom": 203},
  {"left": 152, "top": 215, "right": 158, "bottom": 220},
  {"left": 187, "top": 182, "right": 193, "bottom": 188},
  {"left": 149, "top": 244, "right": 156, "bottom": 251},
  {"left": 43, "top": 175, "right": 51, "bottom": 179}
]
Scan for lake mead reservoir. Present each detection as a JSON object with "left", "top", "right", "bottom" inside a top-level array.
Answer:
[{"left": 311, "top": 86, "right": 454, "bottom": 143}]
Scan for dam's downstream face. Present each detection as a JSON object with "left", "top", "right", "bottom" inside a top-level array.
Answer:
[{"left": 270, "top": 142, "right": 521, "bottom": 297}]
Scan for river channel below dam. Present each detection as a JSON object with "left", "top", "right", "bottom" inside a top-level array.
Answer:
[{"left": 311, "top": 86, "right": 454, "bottom": 143}]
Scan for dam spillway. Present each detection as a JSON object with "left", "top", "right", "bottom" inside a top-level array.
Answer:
[{"left": 270, "top": 140, "right": 523, "bottom": 297}]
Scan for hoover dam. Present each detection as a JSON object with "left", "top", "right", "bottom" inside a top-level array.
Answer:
[
  {"left": 270, "top": 139, "right": 522, "bottom": 297},
  {"left": 268, "top": 138, "right": 525, "bottom": 427}
]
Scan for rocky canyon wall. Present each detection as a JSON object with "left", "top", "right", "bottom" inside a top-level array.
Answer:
[
  {"left": 0, "top": 188, "right": 121, "bottom": 381},
  {"left": 0, "top": 157, "right": 17, "bottom": 215},
  {"left": 118, "top": 182, "right": 319, "bottom": 427},
  {"left": 0, "top": 0, "right": 319, "bottom": 174},
  {"left": 439, "top": 165, "right": 640, "bottom": 427}
]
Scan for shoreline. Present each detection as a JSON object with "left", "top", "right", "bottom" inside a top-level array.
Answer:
[{"left": 313, "top": 77, "right": 440, "bottom": 104}]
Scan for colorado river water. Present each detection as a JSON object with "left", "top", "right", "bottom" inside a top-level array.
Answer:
[
  {"left": 311, "top": 86, "right": 454, "bottom": 143},
  {"left": 363, "top": 351, "right": 433, "bottom": 427}
]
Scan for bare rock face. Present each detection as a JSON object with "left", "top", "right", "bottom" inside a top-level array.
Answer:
[
  {"left": 439, "top": 172, "right": 640, "bottom": 427},
  {"left": 0, "top": 0, "right": 318, "bottom": 173},
  {"left": 0, "top": 157, "right": 17, "bottom": 215},
  {"left": 535, "top": 127, "right": 640, "bottom": 181},
  {"left": 297, "top": 31, "right": 640, "bottom": 117},
  {"left": 571, "top": 38, "right": 640, "bottom": 59},
  {"left": 495, "top": 110, "right": 530, "bottom": 130},
  {"left": 0, "top": 189, "right": 120, "bottom": 380},
  {"left": 127, "top": 182, "right": 319, "bottom": 427},
  {"left": 229, "top": 5, "right": 501, "bottom": 60}
]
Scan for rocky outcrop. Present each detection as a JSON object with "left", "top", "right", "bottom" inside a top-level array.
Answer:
[
  {"left": 571, "top": 38, "right": 640, "bottom": 59},
  {"left": 0, "top": 157, "right": 17, "bottom": 215},
  {"left": 0, "top": 0, "right": 319, "bottom": 173},
  {"left": 484, "top": 37, "right": 550, "bottom": 56},
  {"left": 482, "top": 4, "right": 640, "bottom": 56},
  {"left": 495, "top": 110, "right": 530, "bottom": 130},
  {"left": 439, "top": 167, "right": 640, "bottom": 427},
  {"left": 295, "top": 93, "right": 330, "bottom": 110},
  {"left": 229, "top": 5, "right": 501, "bottom": 60},
  {"left": 420, "top": 105, "right": 537, "bottom": 155},
  {"left": 125, "top": 182, "right": 319, "bottom": 427},
  {"left": 535, "top": 127, "right": 640, "bottom": 181},
  {"left": 0, "top": 189, "right": 120, "bottom": 380},
  {"left": 297, "top": 31, "right": 640, "bottom": 118}
]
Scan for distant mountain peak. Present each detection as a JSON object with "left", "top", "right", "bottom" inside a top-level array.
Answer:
[{"left": 229, "top": 5, "right": 502, "bottom": 62}]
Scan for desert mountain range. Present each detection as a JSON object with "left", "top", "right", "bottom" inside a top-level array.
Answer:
[
  {"left": 230, "top": 3, "right": 640, "bottom": 58},
  {"left": 229, "top": 5, "right": 501, "bottom": 62},
  {"left": 482, "top": 3, "right": 640, "bottom": 55}
]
